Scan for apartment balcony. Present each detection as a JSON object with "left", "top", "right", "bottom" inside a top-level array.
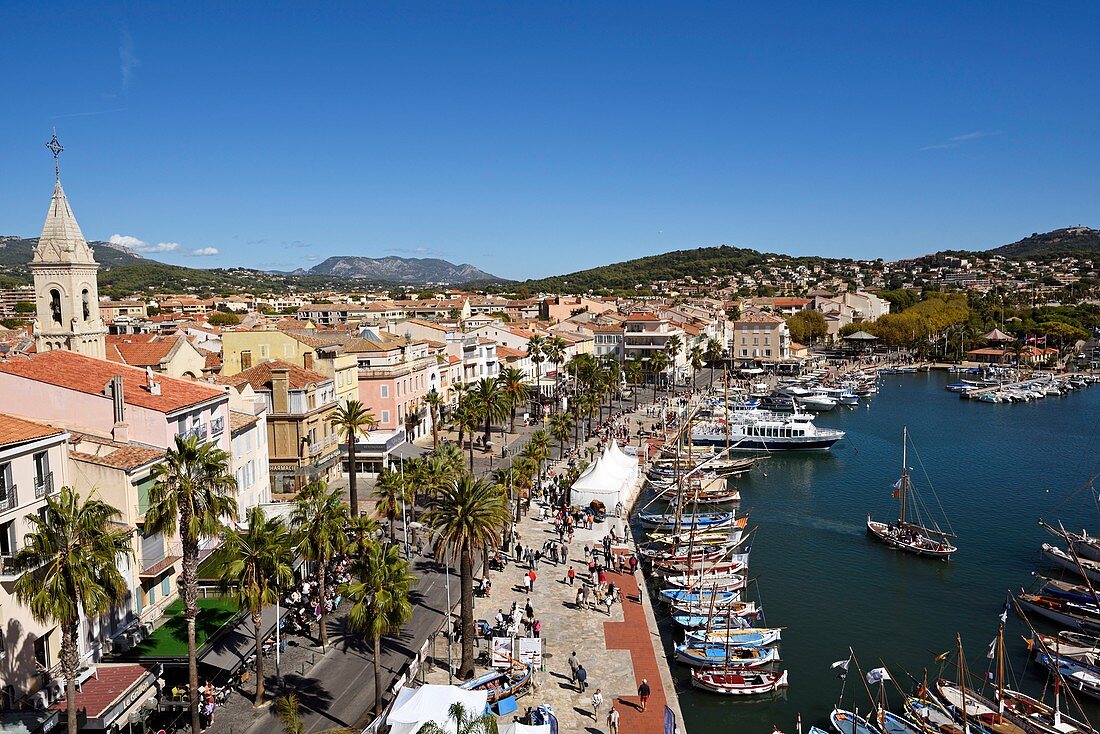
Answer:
[
  {"left": 308, "top": 434, "right": 339, "bottom": 457},
  {"left": 210, "top": 416, "right": 225, "bottom": 436},
  {"left": 139, "top": 541, "right": 183, "bottom": 578},
  {"left": 180, "top": 424, "right": 208, "bottom": 442},
  {"left": 0, "top": 549, "right": 46, "bottom": 581},
  {"left": 34, "top": 472, "right": 55, "bottom": 499},
  {"left": 0, "top": 485, "right": 16, "bottom": 513}
]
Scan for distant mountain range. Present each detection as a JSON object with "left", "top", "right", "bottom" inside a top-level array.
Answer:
[
  {"left": 302, "top": 255, "right": 498, "bottom": 283},
  {"left": 0, "top": 236, "right": 146, "bottom": 269}
]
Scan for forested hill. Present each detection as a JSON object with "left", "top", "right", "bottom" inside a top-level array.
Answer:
[
  {"left": 520, "top": 245, "right": 831, "bottom": 293},
  {"left": 987, "top": 227, "right": 1100, "bottom": 259}
]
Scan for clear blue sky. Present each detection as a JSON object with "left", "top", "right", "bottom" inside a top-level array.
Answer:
[{"left": 3, "top": 2, "right": 1098, "bottom": 280}]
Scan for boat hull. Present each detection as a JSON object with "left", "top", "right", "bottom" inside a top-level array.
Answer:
[
  {"left": 690, "top": 668, "right": 788, "bottom": 695},
  {"left": 867, "top": 519, "right": 955, "bottom": 559}
]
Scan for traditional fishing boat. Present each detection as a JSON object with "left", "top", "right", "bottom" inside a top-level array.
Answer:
[
  {"left": 1039, "top": 577, "right": 1100, "bottom": 606},
  {"left": 1036, "top": 652, "right": 1100, "bottom": 702},
  {"left": 664, "top": 568, "right": 748, "bottom": 590},
  {"left": 459, "top": 662, "right": 534, "bottom": 703},
  {"left": 672, "top": 609, "right": 763, "bottom": 629},
  {"left": 1040, "top": 544, "right": 1100, "bottom": 585},
  {"left": 637, "top": 510, "right": 736, "bottom": 531},
  {"left": 669, "top": 596, "right": 759, "bottom": 617},
  {"left": 1017, "top": 592, "right": 1100, "bottom": 633},
  {"left": 659, "top": 586, "right": 743, "bottom": 604},
  {"left": 934, "top": 680, "right": 1026, "bottom": 734},
  {"left": 690, "top": 668, "right": 788, "bottom": 695},
  {"left": 873, "top": 709, "right": 924, "bottom": 734},
  {"left": 669, "top": 487, "right": 742, "bottom": 505},
  {"left": 998, "top": 688, "right": 1097, "bottom": 734},
  {"left": 1031, "top": 631, "right": 1100, "bottom": 662},
  {"left": 903, "top": 695, "right": 963, "bottom": 734},
  {"left": 640, "top": 538, "right": 743, "bottom": 562},
  {"left": 685, "top": 626, "right": 782, "bottom": 646},
  {"left": 672, "top": 642, "right": 778, "bottom": 667},
  {"left": 646, "top": 528, "right": 741, "bottom": 546},
  {"left": 653, "top": 555, "right": 749, "bottom": 576},
  {"left": 867, "top": 427, "right": 957, "bottom": 560},
  {"left": 831, "top": 708, "right": 884, "bottom": 734}
]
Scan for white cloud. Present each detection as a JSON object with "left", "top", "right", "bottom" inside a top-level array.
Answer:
[
  {"left": 120, "top": 30, "right": 140, "bottom": 90},
  {"left": 189, "top": 247, "right": 219, "bottom": 257},
  {"left": 918, "top": 130, "right": 997, "bottom": 152},
  {"left": 109, "top": 234, "right": 179, "bottom": 253}
]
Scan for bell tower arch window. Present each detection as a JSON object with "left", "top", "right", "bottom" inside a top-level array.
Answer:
[
  {"left": 50, "top": 289, "right": 63, "bottom": 325},
  {"left": 81, "top": 289, "right": 90, "bottom": 321}
]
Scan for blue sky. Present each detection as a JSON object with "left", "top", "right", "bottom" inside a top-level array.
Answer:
[{"left": 2, "top": 2, "right": 1098, "bottom": 280}]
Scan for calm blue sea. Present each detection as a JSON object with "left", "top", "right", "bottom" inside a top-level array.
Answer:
[{"left": 671, "top": 372, "right": 1100, "bottom": 733}]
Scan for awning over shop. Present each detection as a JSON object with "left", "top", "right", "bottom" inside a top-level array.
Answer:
[
  {"left": 387, "top": 442, "right": 427, "bottom": 462},
  {"left": 197, "top": 604, "right": 283, "bottom": 673},
  {"left": 0, "top": 709, "right": 60, "bottom": 734},
  {"left": 50, "top": 665, "right": 157, "bottom": 732}
]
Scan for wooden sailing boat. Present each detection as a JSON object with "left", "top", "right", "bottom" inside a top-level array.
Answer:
[
  {"left": 934, "top": 633, "right": 1026, "bottom": 734},
  {"left": 867, "top": 426, "right": 957, "bottom": 560}
]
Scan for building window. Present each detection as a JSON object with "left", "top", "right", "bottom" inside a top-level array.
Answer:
[
  {"left": 381, "top": 410, "right": 390, "bottom": 424},
  {"left": 49, "top": 289, "right": 62, "bottom": 325},
  {"left": 380, "top": 385, "right": 389, "bottom": 398}
]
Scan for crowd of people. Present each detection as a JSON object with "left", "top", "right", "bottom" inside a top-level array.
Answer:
[{"left": 282, "top": 554, "right": 353, "bottom": 635}]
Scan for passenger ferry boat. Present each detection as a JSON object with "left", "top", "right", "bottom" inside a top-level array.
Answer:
[{"left": 691, "top": 409, "right": 845, "bottom": 451}]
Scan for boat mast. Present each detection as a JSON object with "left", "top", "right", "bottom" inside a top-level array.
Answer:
[
  {"left": 957, "top": 634, "right": 970, "bottom": 734},
  {"left": 996, "top": 621, "right": 1005, "bottom": 718},
  {"left": 899, "top": 426, "right": 909, "bottom": 526},
  {"left": 724, "top": 362, "right": 730, "bottom": 453}
]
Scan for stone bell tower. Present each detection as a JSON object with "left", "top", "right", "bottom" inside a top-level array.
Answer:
[{"left": 31, "top": 132, "right": 106, "bottom": 359}]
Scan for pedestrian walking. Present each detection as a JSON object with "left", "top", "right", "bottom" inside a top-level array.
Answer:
[
  {"left": 532, "top": 618, "right": 541, "bottom": 638},
  {"left": 523, "top": 573, "right": 532, "bottom": 594},
  {"left": 568, "top": 651, "right": 580, "bottom": 682},
  {"left": 528, "top": 569, "right": 537, "bottom": 590},
  {"left": 567, "top": 566, "right": 575, "bottom": 585},
  {"left": 638, "top": 678, "right": 651, "bottom": 711},
  {"left": 604, "top": 592, "right": 614, "bottom": 616},
  {"left": 608, "top": 705, "right": 620, "bottom": 734},
  {"left": 592, "top": 689, "right": 604, "bottom": 720},
  {"left": 576, "top": 664, "right": 588, "bottom": 692}
]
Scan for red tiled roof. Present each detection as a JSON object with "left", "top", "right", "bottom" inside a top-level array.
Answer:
[
  {"left": 51, "top": 664, "right": 151, "bottom": 717},
  {"left": 218, "top": 359, "right": 330, "bottom": 391},
  {"left": 496, "top": 346, "right": 527, "bottom": 359},
  {"left": 0, "top": 414, "right": 65, "bottom": 448},
  {"left": 625, "top": 312, "right": 660, "bottom": 321},
  {"left": 106, "top": 335, "right": 180, "bottom": 367},
  {"left": 229, "top": 410, "right": 260, "bottom": 433},
  {"left": 0, "top": 351, "right": 225, "bottom": 414}
]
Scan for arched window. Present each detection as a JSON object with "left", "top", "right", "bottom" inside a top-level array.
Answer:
[
  {"left": 81, "top": 289, "right": 90, "bottom": 321},
  {"left": 49, "top": 289, "right": 62, "bottom": 325}
]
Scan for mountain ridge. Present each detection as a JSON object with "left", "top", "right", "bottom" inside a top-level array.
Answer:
[{"left": 306, "top": 255, "right": 499, "bottom": 283}]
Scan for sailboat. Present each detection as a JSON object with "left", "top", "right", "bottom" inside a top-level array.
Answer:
[
  {"left": 867, "top": 426, "right": 957, "bottom": 560},
  {"left": 934, "top": 633, "right": 1026, "bottom": 734}
]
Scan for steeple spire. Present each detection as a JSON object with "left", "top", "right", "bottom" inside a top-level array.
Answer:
[
  {"left": 34, "top": 131, "right": 95, "bottom": 265},
  {"left": 46, "top": 129, "right": 63, "bottom": 181}
]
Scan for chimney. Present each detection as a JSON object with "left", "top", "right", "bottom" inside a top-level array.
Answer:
[
  {"left": 303, "top": 352, "right": 314, "bottom": 371},
  {"left": 109, "top": 375, "right": 130, "bottom": 442},
  {"left": 146, "top": 366, "right": 161, "bottom": 396},
  {"left": 271, "top": 366, "right": 290, "bottom": 413}
]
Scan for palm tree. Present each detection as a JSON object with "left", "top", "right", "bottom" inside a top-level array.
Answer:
[
  {"left": 602, "top": 357, "right": 623, "bottom": 418},
  {"left": 451, "top": 381, "right": 469, "bottom": 446},
  {"left": 706, "top": 337, "right": 724, "bottom": 383},
  {"left": 665, "top": 334, "right": 683, "bottom": 389},
  {"left": 330, "top": 401, "right": 379, "bottom": 517},
  {"left": 346, "top": 515, "right": 380, "bottom": 562},
  {"left": 454, "top": 398, "right": 482, "bottom": 471},
  {"left": 526, "top": 334, "right": 546, "bottom": 418},
  {"left": 550, "top": 412, "right": 573, "bottom": 459},
  {"left": 625, "top": 357, "right": 643, "bottom": 409},
  {"left": 373, "top": 468, "right": 410, "bottom": 543},
  {"left": 498, "top": 366, "right": 531, "bottom": 434},
  {"left": 211, "top": 507, "right": 294, "bottom": 705},
  {"left": 424, "top": 388, "right": 445, "bottom": 447},
  {"left": 523, "top": 429, "right": 552, "bottom": 485},
  {"left": 546, "top": 337, "right": 567, "bottom": 408},
  {"left": 14, "top": 488, "right": 131, "bottom": 734},
  {"left": 649, "top": 350, "right": 669, "bottom": 400},
  {"left": 275, "top": 694, "right": 305, "bottom": 734},
  {"left": 291, "top": 481, "right": 348, "bottom": 651},
  {"left": 689, "top": 345, "right": 704, "bottom": 388},
  {"left": 144, "top": 435, "right": 237, "bottom": 734},
  {"left": 424, "top": 475, "right": 509, "bottom": 676},
  {"left": 471, "top": 377, "right": 509, "bottom": 446},
  {"left": 417, "top": 702, "right": 498, "bottom": 734},
  {"left": 345, "top": 543, "right": 416, "bottom": 717},
  {"left": 433, "top": 441, "right": 466, "bottom": 477}
]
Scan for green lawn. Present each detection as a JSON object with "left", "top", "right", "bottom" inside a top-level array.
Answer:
[{"left": 122, "top": 597, "right": 239, "bottom": 659}]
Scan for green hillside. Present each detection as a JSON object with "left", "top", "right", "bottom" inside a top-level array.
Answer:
[{"left": 987, "top": 227, "right": 1100, "bottom": 259}]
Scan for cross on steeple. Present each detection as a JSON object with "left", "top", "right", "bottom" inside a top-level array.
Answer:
[{"left": 45, "top": 129, "right": 64, "bottom": 180}]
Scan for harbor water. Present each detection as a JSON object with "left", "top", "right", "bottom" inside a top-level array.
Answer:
[{"left": 672, "top": 371, "right": 1100, "bottom": 732}]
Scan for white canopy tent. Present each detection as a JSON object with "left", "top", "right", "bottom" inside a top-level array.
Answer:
[
  {"left": 569, "top": 441, "right": 639, "bottom": 509},
  {"left": 385, "top": 685, "right": 489, "bottom": 734},
  {"left": 499, "top": 724, "right": 551, "bottom": 734}
]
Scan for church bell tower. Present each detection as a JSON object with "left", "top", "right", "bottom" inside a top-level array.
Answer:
[{"left": 31, "top": 132, "right": 106, "bottom": 359}]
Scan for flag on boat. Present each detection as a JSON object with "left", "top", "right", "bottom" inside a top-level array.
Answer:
[
  {"left": 934, "top": 650, "right": 951, "bottom": 662},
  {"left": 831, "top": 660, "right": 850, "bottom": 679},
  {"left": 999, "top": 599, "right": 1009, "bottom": 624},
  {"left": 987, "top": 638, "right": 997, "bottom": 660},
  {"left": 892, "top": 478, "right": 903, "bottom": 490},
  {"left": 735, "top": 517, "right": 748, "bottom": 528},
  {"left": 866, "top": 667, "right": 891, "bottom": 685}
]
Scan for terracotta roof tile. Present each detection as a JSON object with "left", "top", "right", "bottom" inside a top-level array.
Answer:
[
  {"left": 217, "top": 359, "right": 330, "bottom": 391},
  {"left": 229, "top": 410, "right": 260, "bottom": 433},
  {"left": 0, "top": 414, "right": 65, "bottom": 449},
  {"left": 106, "top": 335, "right": 180, "bottom": 367},
  {"left": 0, "top": 351, "right": 225, "bottom": 414}
]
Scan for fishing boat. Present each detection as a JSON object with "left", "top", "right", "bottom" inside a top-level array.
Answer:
[
  {"left": 1039, "top": 577, "right": 1100, "bottom": 606},
  {"left": 903, "top": 695, "right": 963, "bottom": 734},
  {"left": 669, "top": 487, "right": 742, "bottom": 505},
  {"left": 1017, "top": 592, "right": 1100, "bottom": 633},
  {"left": 669, "top": 596, "right": 759, "bottom": 617},
  {"left": 998, "top": 688, "right": 1097, "bottom": 734},
  {"left": 637, "top": 510, "right": 736, "bottom": 531},
  {"left": 645, "top": 528, "right": 740, "bottom": 545},
  {"left": 1031, "top": 631, "right": 1100, "bottom": 662},
  {"left": 685, "top": 627, "right": 782, "bottom": 646},
  {"left": 672, "top": 642, "right": 778, "bottom": 667},
  {"left": 692, "top": 408, "right": 846, "bottom": 451},
  {"left": 867, "top": 427, "right": 957, "bottom": 560},
  {"left": 672, "top": 609, "right": 763, "bottom": 629},
  {"left": 831, "top": 708, "right": 884, "bottom": 734},
  {"left": 690, "top": 668, "right": 788, "bottom": 695},
  {"left": 459, "top": 662, "right": 534, "bottom": 702},
  {"left": 1039, "top": 544, "right": 1100, "bottom": 585},
  {"left": 1036, "top": 652, "right": 1100, "bottom": 702},
  {"left": 934, "top": 680, "right": 1026, "bottom": 734},
  {"left": 873, "top": 709, "right": 924, "bottom": 734},
  {"left": 653, "top": 553, "right": 750, "bottom": 575},
  {"left": 659, "top": 586, "right": 743, "bottom": 604},
  {"left": 640, "top": 536, "right": 744, "bottom": 562},
  {"left": 664, "top": 568, "right": 749, "bottom": 590}
]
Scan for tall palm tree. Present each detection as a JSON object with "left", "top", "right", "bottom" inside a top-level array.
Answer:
[
  {"left": 546, "top": 337, "right": 567, "bottom": 408},
  {"left": 706, "top": 337, "right": 724, "bottom": 383},
  {"left": 330, "top": 400, "right": 378, "bottom": 517},
  {"left": 471, "top": 377, "right": 509, "bottom": 446},
  {"left": 14, "top": 488, "right": 131, "bottom": 734},
  {"left": 344, "top": 543, "right": 416, "bottom": 717},
  {"left": 424, "top": 475, "right": 509, "bottom": 676},
  {"left": 649, "top": 350, "right": 669, "bottom": 400},
  {"left": 346, "top": 515, "right": 380, "bottom": 562},
  {"left": 423, "top": 388, "right": 445, "bottom": 447},
  {"left": 526, "top": 334, "right": 546, "bottom": 418},
  {"left": 418, "top": 702, "right": 497, "bottom": 734},
  {"left": 523, "top": 429, "right": 552, "bottom": 486},
  {"left": 689, "top": 345, "right": 705, "bottom": 388},
  {"left": 665, "top": 334, "right": 683, "bottom": 389},
  {"left": 144, "top": 435, "right": 237, "bottom": 734},
  {"left": 451, "top": 380, "right": 469, "bottom": 446},
  {"left": 625, "top": 357, "right": 643, "bottom": 409},
  {"left": 498, "top": 366, "right": 531, "bottom": 434},
  {"left": 275, "top": 694, "right": 305, "bottom": 734},
  {"left": 291, "top": 481, "right": 348, "bottom": 651},
  {"left": 602, "top": 357, "right": 623, "bottom": 418},
  {"left": 211, "top": 507, "right": 294, "bottom": 705},
  {"left": 549, "top": 412, "right": 573, "bottom": 459},
  {"left": 433, "top": 441, "right": 466, "bottom": 477},
  {"left": 372, "top": 468, "right": 410, "bottom": 543}
]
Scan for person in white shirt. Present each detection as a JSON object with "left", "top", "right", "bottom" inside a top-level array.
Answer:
[{"left": 591, "top": 689, "right": 604, "bottom": 721}]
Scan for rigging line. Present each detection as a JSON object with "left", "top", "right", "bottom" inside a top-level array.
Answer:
[
  {"left": 907, "top": 433, "right": 955, "bottom": 537},
  {"left": 1050, "top": 469, "right": 1100, "bottom": 515}
]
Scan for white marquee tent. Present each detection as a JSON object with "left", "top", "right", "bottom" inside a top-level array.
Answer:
[
  {"left": 569, "top": 440, "right": 640, "bottom": 509},
  {"left": 385, "top": 684, "right": 489, "bottom": 734}
]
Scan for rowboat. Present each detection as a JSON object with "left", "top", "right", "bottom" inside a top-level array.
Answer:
[
  {"left": 673, "top": 642, "right": 778, "bottom": 667},
  {"left": 459, "top": 662, "right": 534, "bottom": 703},
  {"left": 669, "top": 598, "right": 758, "bottom": 618},
  {"left": 685, "top": 627, "right": 782, "bottom": 646},
  {"left": 689, "top": 668, "right": 788, "bottom": 695},
  {"left": 663, "top": 569, "right": 748, "bottom": 590},
  {"left": 831, "top": 708, "right": 884, "bottom": 734},
  {"left": 659, "top": 587, "right": 742, "bottom": 604},
  {"left": 637, "top": 511, "right": 736, "bottom": 531}
]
